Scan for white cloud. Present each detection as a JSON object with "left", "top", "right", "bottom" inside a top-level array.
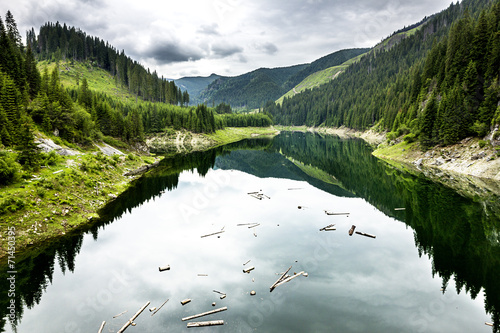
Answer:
[{"left": 2, "top": 0, "right": 455, "bottom": 78}]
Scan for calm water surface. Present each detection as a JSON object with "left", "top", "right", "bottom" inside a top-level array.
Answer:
[{"left": 1, "top": 132, "right": 499, "bottom": 332}]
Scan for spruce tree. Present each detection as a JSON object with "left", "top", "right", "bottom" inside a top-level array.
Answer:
[{"left": 16, "top": 116, "right": 41, "bottom": 170}]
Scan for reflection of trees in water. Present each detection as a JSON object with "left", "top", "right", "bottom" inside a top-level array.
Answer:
[
  {"left": 1, "top": 133, "right": 499, "bottom": 332},
  {"left": 0, "top": 138, "right": 273, "bottom": 332},
  {"left": 271, "top": 132, "right": 500, "bottom": 332}
]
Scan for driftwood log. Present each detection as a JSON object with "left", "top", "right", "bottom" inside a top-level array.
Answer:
[
  {"left": 151, "top": 299, "right": 169, "bottom": 316},
  {"left": 274, "top": 271, "right": 305, "bottom": 288},
  {"left": 187, "top": 320, "right": 224, "bottom": 328},
  {"left": 355, "top": 231, "right": 376, "bottom": 238},
  {"left": 319, "top": 224, "right": 336, "bottom": 231},
  {"left": 270, "top": 266, "right": 292, "bottom": 292},
  {"left": 117, "top": 301, "right": 150, "bottom": 333},
  {"left": 201, "top": 230, "right": 225, "bottom": 238},
  {"left": 348, "top": 225, "right": 356, "bottom": 236},
  {"left": 159, "top": 265, "right": 170, "bottom": 272},
  {"left": 182, "top": 307, "right": 228, "bottom": 321},
  {"left": 243, "top": 266, "right": 255, "bottom": 273},
  {"left": 97, "top": 321, "right": 106, "bottom": 333}
]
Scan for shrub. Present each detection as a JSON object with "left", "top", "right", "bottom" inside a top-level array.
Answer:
[
  {"left": 42, "top": 150, "right": 61, "bottom": 166},
  {"left": 387, "top": 131, "right": 398, "bottom": 141},
  {"left": 471, "top": 121, "right": 489, "bottom": 137},
  {"left": 0, "top": 197, "right": 26, "bottom": 215},
  {"left": 403, "top": 133, "right": 417, "bottom": 143},
  {"left": 0, "top": 152, "right": 21, "bottom": 185},
  {"left": 478, "top": 140, "right": 488, "bottom": 148}
]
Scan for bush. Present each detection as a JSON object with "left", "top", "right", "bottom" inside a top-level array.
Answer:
[
  {"left": 403, "top": 133, "right": 417, "bottom": 143},
  {"left": 0, "top": 197, "right": 26, "bottom": 215},
  {"left": 0, "top": 152, "right": 21, "bottom": 185},
  {"left": 387, "top": 131, "right": 398, "bottom": 141},
  {"left": 478, "top": 140, "right": 488, "bottom": 148},
  {"left": 471, "top": 121, "right": 489, "bottom": 137},
  {"left": 41, "top": 150, "right": 62, "bottom": 166}
]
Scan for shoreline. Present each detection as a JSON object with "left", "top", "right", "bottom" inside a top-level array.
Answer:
[
  {"left": 0, "top": 127, "right": 280, "bottom": 261},
  {"left": 275, "top": 125, "right": 500, "bottom": 182}
]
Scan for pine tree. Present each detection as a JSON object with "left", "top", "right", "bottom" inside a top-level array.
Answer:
[
  {"left": 5, "top": 11, "right": 22, "bottom": 49},
  {"left": 419, "top": 94, "right": 438, "bottom": 150},
  {"left": 16, "top": 116, "right": 41, "bottom": 170},
  {"left": 24, "top": 44, "right": 41, "bottom": 98}
]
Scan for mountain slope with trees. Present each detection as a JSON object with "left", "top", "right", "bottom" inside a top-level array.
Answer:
[
  {"left": 264, "top": 0, "right": 500, "bottom": 150},
  {"left": 0, "top": 13, "right": 273, "bottom": 186},
  {"left": 174, "top": 73, "right": 220, "bottom": 105},
  {"left": 196, "top": 48, "right": 369, "bottom": 110}
]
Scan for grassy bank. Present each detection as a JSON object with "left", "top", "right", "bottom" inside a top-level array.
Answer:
[
  {"left": 0, "top": 127, "right": 279, "bottom": 261},
  {"left": 0, "top": 149, "right": 158, "bottom": 261}
]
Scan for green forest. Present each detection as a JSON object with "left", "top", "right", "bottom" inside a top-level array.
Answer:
[
  {"left": 198, "top": 48, "right": 369, "bottom": 110},
  {"left": 0, "top": 12, "right": 272, "bottom": 183},
  {"left": 265, "top": 0, "right": 500, "bottom": 150}
]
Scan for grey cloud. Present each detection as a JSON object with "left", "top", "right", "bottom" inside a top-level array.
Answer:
[
  {"left": 146, "top": 41, "right": 204, "bottom": 64},
  {"left": 198, "top": 23, "right": 220, "bottom": 35},
  {"left": 237, "top": 54, "right": 248, "bottom": 63},
  {"left": 255, "top": 42, "right": 278, "bottom": 55},
  {"left": 211, "top": 43, "right": 244, "bottom": 58}
]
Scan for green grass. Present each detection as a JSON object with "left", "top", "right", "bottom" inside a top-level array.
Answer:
[
  {"left": 0, "top": 149, "right": 159, "bottom": 261},
  {"left": 204, "top": 127, "right": 280, "bottom": 146},
  {"left": 276, "top": 53, "right": 367, "bottom": 105},
  {"left": 373, "top": 141, "right": 418, "bottom": 160},
  {"left": 38, "top": 60, "right": 138, "bottom": 102}
]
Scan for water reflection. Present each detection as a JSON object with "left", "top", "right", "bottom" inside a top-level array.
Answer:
[{"left": 0, "top": 132, "right": 499, "bottom": 332}]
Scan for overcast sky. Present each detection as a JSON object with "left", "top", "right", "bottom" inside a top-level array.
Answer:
[{"left": 3, "top": 0, "right": 455, "bottom": 79}]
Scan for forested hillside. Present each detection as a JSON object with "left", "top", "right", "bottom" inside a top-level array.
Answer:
[
  {"left": 0, "top": 12, "right": 272, "bottom": 184},
  {"left": 265, "top": 0, "right": 500, "bottom": 150},
  {"left": 31, "top": 22, "right": 189, "bottom": 105},
  {"left": 197, "top": 48, "right": 368, "bottom": 110},
  {"left": 198, "top": 64, "right": 308, "bottom": 110},
  {"left": 174, "top": 73, "right": 220, "bottom": 105}
]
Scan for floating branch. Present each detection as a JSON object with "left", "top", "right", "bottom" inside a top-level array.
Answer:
[
  {"left": 201, "top": 230, "right": 225, "bottom": 238},
  {"left": 348, "top": 225, "right": 356, "bottom": 236},
  {"left": 248, "top": 223, "right": 260, "bottom": 229},
  {"left": 151, "top": 299, "right": 169, "bottom": 316},
  {"left": 159, "top": 265, "right": 170, "bottom": 272},
  {"left": 117, "top": 301, "right": 150, "bottom": 333},
  {"left": 243, "top": 260, "right": 251, "bottom": 266},
  {"left": 97, "top": 321, "right": 106, "bottom": 333},
  {"left": 181, "top": 299, "right": 192, "bottom": 305},
  {"left": 243, "top": 266, "right": 255, "bottom": 273},
  {"left": 355, "top": 231, "right": 376, "bottom": 239},
  {"left": 187, "top": 320, "right": 224, "bottom": 328},
  {"left": 182, "top": 307, "right": 228, "bottom": 321},
  {"left": 270, "top": 266, "right": 292, "bottom": 292},
  {"left": 319, "top": 224, "right": 336, "bottom": 231},
  {"left": 394, "top": 208, "right": 406, "bottom": 211},
  {"left": 113, "top": 310, "right": 128, "bottom": 318},
  {"left": 213, "top": 290, "right": 226, "bottom": 296},
  {"left": 485, "top": 322, "right": 493, "bottom": 327},
  {"left": 274, "top": 271, "right": 305, "bottom": 288},
  {"left": 325, "top": 211, "right": 350, "bottom": 216}
]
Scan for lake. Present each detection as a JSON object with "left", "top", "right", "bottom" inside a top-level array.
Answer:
[{"left": 1, "top": 132, "right": 499, "bottom": 332}]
